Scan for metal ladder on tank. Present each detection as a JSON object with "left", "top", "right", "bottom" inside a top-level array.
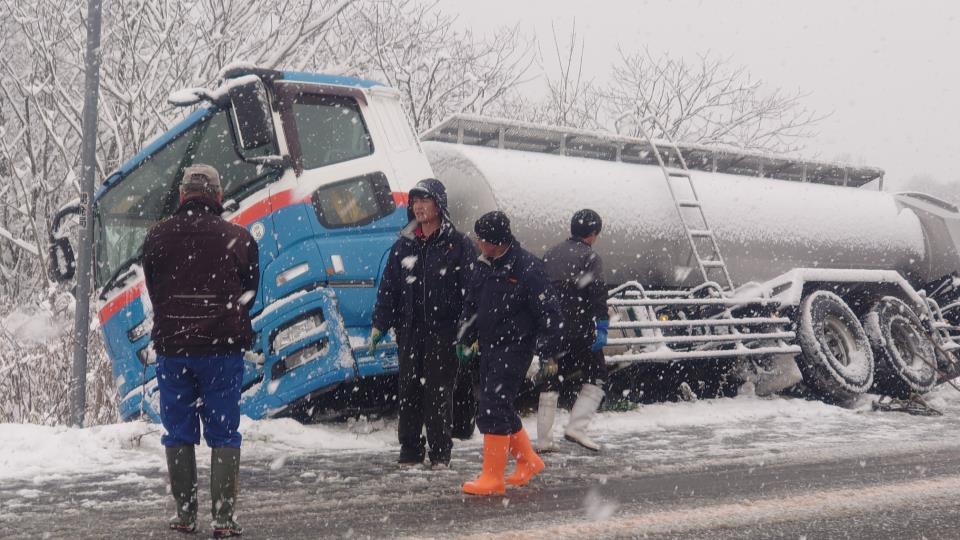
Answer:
[{"left": 633, "top": 116, "right": 736, "bottom": 294}]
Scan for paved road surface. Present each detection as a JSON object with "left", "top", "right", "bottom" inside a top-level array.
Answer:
[{"left": 4, "top": 418, "right": 960, "bottom": 539}]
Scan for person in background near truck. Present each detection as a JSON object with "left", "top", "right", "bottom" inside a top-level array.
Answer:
[
  {"left": 370, "top": 179, "right": 478, "bottom": 469},
  {"left": 142, "top": 164, "right": 259, "bottom": 538},
  {"left": 457, "top": 210, "right": 565, "bottom": 495},
  {"left": 538, "top": 209, "right": 609, "bottom": 452}
]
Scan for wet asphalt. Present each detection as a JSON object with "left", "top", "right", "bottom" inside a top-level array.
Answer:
[{"left": 4, "top": 417, "right": 960, "bottom": 540}]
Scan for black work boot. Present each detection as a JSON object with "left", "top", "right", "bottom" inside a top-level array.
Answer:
[
  {"left": 211, "top": 447, "right": 242, "bottom": 538},
  {"left": 165, "top": 445, "right": 198, "bottom": 533},
  {"left": 398, "top": 436, "right": 426, "bottom": 468}
]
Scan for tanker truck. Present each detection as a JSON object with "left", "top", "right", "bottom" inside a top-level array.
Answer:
[{"left": 48, "top": 65, "right": 960, "bottom": 423}]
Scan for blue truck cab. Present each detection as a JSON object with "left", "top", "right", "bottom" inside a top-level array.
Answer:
[{"left": 56, "top": 66, "right": 440, "bottom": 421}]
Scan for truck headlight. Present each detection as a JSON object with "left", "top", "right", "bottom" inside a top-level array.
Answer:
[
  {"left": 272, "top": 312, "right": 326, "bottom": 353},
  {"left": 275, "top": 340, "right": 330, "bottom": 377},
  {"left": 276, "top": 263, "right": 310, "bottom": 287},
  {"left": 128, "top": 318, "right": 153, "bottom": 342}
]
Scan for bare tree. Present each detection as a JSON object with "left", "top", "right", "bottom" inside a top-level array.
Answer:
[
  {"left": 0, "top": 0, "right": 356, "bottom": 425},
  {"left": 0, "top": 0, "right": 357, "bottom": 302},
  {"left": 339, "top": 0, "right": 535, "bottom": 132},
  {"left": 503, "top": 21, "right": 602, "bottom": 130},
  {"left": 604, "top": 48, "right": 824, "bottom": 153}
]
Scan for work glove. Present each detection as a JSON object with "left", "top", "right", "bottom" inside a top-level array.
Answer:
[
  {"left": 540, "top": 358, "right": 559, "bottom": 379},
  {"left": 368, "top": 327, "right": 385, "bottom": 355},
  {"left": 456, "top": 341, "right": 479, "bottom": 365},
  {"left": 591, "top": 319, "right": 609, "bottom": 352}
]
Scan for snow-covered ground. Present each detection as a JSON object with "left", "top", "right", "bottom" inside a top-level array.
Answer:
[
  {"left": 3, "top": 383, "right": 959, "bottom": 485},
  {"left": 5, "top": 385, "right": 960, "bottom": 538}
]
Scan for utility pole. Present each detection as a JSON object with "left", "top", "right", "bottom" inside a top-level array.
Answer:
[{"left": 71, "top": 0, "right": 104, "bottom": 428}]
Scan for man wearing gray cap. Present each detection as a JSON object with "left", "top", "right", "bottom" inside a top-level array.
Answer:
[{"left": 143, "top": 163, "right": 259, "bottom": 537}]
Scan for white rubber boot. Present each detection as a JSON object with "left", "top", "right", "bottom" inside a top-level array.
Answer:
[
  {"left": 536, "top": 391, "right": 559, "bottom": 453},
  {"left": 564, "top": 383, "right": 603, "bottom": 452}
]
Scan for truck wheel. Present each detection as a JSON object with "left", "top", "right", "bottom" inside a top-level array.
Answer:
[
  {"left": 797, "top": 291, "right": 875, "bottom": 403},
  {"left": 863, "top": 297, "right": 937, "bottom": 397}
]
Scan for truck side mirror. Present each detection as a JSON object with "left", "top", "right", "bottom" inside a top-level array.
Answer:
[
  {"left": 49, "top": 237, "right": 76, "bottom": 282},
  {"left": 228, "top": 76, "right": 276, "bottom": 151},
  {"left": 48, "top": 204, "right": 80, "bottom": 282}
]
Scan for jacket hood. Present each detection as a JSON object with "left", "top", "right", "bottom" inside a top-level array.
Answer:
[{"left": 406, "top": 178, "right": 449, "bottom": 222}]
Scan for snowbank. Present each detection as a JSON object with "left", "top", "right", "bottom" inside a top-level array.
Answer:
[
  {"left": 3, "top": 383, "right": 960, "bottom": 483},
  {"left": 0, "top": 416, "right": 395, "bottom": 483}
]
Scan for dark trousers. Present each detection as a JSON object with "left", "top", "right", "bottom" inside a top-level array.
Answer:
[
  {"left": 543, "top": 337, "right": 608, "bottom": 393},
  {"left": 451, "top": 360, "right": 478, "bottom": 438},
  {"left": 157, "top": 352, "right": 243, "bottom": 448},
  {"left": 476, "top": 344, "right": 533, "bottom": 435},
  {"left": 397, "top": 326, "right": 459, "bottom": 464}
]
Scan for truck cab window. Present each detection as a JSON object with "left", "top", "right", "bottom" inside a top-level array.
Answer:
[
  {"left": 312, "top": 172, "right": 394, "bottom": 229},
  {"left": 188, "top": 112, "right": 280, "bottom": 198},
  {"left": 95, "top": 109, "right": 282, "bottom": 289},
  {"left": 291, "top": 94, "right": 373, "bottom": 170}
]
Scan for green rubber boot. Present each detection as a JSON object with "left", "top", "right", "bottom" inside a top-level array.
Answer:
[
  {"left": 165, "top": 445, "right": 198, "bottom": 533},
  {"left": 211, "top": 447, "right": 242, "bottom": 538}
]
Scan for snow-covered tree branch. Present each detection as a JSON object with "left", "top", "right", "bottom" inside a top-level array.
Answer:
[
  {"left": 604, "top": 48, "right": 825, "bottom": 153},
  {"left": 339, "top": 0, "right": 534, "bottom": 132}
]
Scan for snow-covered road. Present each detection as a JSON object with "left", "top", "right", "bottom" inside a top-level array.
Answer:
[{"left": 3, "top": 385, "right": 960, "bottom": 538}]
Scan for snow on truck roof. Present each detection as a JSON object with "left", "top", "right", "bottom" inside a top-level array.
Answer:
[{"left": 420, "top": 114, "right": 885, "bottom": 189}]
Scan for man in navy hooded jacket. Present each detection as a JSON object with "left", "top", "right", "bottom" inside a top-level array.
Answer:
[{"left": 371, "top": 178, "right": 477, "bottom": 468}]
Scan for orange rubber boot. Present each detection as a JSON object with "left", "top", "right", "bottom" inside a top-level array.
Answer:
[
  {"left": 463, "top": 434, "right": 509, "bottom": 496},
  {"left": 505, "top": 428, "right": 544, "bottom": 487}
]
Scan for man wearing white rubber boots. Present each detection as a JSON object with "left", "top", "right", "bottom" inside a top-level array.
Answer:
[{"left": 539, "top": 209, "right": 609, "bottom": 452}]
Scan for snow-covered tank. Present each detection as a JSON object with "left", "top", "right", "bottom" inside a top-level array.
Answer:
[
  {"left": 421, "top": 116, "right": 960, "bottom": 291},
  {"left": 424, "top": 141, "right": 933, "bottom": 290},
  {"left": 421, "top": 115, "right": 960, "bottom": 403}
]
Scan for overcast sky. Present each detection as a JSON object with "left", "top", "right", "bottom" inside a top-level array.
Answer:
[{"left": 444, "top": 0, "right": 960, "bottom": 189}]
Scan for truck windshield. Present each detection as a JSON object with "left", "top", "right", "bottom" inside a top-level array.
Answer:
[
  {"left": 94, "top": 110, "right": 280, "bottom": 290},
  {"left": 293, "top": 94, "right": 373, "bottom": 169}
]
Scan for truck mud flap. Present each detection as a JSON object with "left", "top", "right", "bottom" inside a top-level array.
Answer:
[{"left": 241, "top": 288, "right": 356, "bottom": 419}]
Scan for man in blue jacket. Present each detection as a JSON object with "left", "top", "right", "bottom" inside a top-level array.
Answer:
[
  {"left": 371, "top": 179, "right": 477, "bottom": 468},
  {"left": 458, "top": 211, "right": 564, "bottom": 495}
]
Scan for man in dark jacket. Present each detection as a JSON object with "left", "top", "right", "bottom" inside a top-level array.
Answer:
[
  {"left": 143, "top": 163, "right": 258, "bottom": 538},
  {"left": 538, "top": 209, "right": 609, "bottom": 452},
  {"left": 370, "top": 178, "right": 477, "bottom": 468},
  {"left": 458, "top": 211, "right": 564, "bottom": 496}
]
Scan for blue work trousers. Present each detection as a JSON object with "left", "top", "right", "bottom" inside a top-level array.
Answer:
[
  {"left": 476, "top": 344, "right": 533, "bottom": 435},
  {"left": 157, "top": 352, "right": 243, "bottom": 448}
]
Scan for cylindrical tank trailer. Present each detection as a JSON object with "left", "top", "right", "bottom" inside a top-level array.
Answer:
[
  {"left": 424, "top": 141, "right": 932, "bottom": 289},
  {"left": 420, "top": 116, "right": 960, "bottom": 404}
]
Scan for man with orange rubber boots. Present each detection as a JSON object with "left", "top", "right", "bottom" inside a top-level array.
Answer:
[{"left": 456, "top": 211, "right": 564, "bottom": 495}]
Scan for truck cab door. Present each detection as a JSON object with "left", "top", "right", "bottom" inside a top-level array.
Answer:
[{"left": 274, "top": 82, "right": 409, "bottom": 375}]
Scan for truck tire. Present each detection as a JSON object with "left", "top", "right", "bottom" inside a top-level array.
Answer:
[
  {"left": 797, "top": 291, "right": 875, "bottom": 403},
  {"left": 862, "top": 296, "right": 937, "bottom": 397}
]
